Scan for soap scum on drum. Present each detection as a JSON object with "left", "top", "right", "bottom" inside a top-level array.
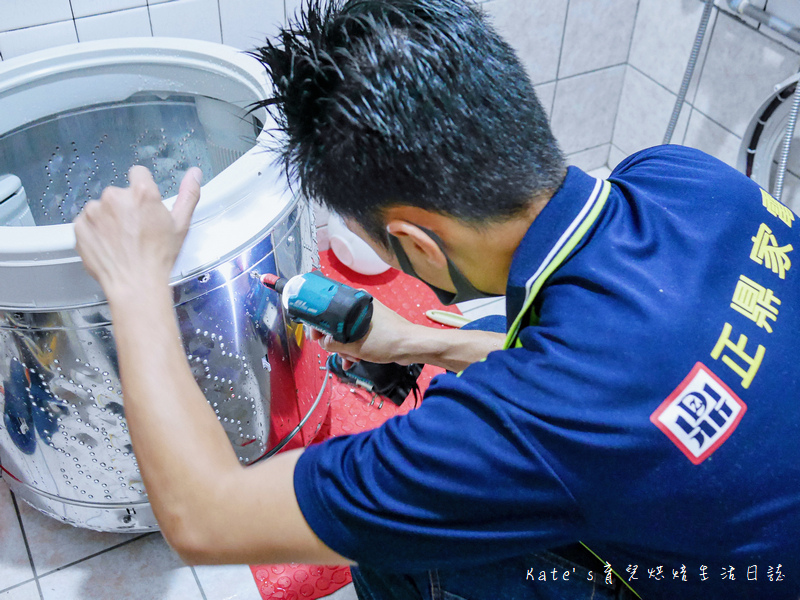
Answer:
[{"left": 526, "top": 562, "right": 786, "bottom": 583}]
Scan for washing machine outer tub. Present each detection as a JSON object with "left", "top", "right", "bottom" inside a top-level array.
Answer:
[{"left": 0, "top": 39, "right": 329, "bottom": 532}]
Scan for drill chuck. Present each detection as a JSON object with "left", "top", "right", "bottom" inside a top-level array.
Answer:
[{"left": 260, "top": 271, "right": 373, "bottom": 344}]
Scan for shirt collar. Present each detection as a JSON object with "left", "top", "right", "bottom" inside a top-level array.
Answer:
[{"left": 506, "top": 166, "right": 602, "bottom": 326}]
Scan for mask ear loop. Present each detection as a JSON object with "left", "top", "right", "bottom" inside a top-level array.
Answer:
[
  {"left": 387, "top": 226, "right": 499, "bottom": 305},
  {"left": 418, "top": 227, "right": 500, "bottom": 304},
  {"left": 388, "top": 231, "right": 457, "bottom": 304},
  {"left": 388, "top": 234, "right": 422, "bottom": 279}
]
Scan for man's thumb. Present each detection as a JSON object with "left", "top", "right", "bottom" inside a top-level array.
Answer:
[{"left": 172, "top": 167, "right": 203, "bottom": 234}]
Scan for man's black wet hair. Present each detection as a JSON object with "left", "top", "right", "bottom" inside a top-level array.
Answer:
[{"left": 251, "top": 0, "right": 565, "bottom": 245}]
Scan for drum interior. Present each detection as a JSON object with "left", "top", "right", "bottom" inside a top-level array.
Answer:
[{"left": 0, "top": 92, "right": 262, "bottom": 225}]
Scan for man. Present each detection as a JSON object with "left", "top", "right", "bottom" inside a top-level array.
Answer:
[{"left": 74, "top": 0, "right": 800, "bottom": 599}]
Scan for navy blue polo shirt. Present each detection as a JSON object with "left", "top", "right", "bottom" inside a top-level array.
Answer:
[{"left": 294, "top": 145, "right": 800, "bottom": 598}]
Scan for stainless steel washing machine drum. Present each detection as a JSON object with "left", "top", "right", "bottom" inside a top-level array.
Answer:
[{"left": 0, "top": 39, "right": 329, "bottom": 532}]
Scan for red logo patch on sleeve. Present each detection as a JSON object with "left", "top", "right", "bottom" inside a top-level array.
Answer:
[{"left": 650, "top": 362, "right": 747, "bottom": 465}]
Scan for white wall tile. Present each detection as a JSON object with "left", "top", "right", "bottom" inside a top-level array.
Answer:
[
  {"left": 608, "top": 144, "right": 628, "bottom": 169},
  {"left": 785, "top": 129, "right": 800, "bottom": 177},
  {"left": 0, "top": 20, "right": 77, "bottom": 60},
  {"left": 764, "top": 126, "right": 800, "bottom": 179},
  {"left": 612, "top": 66, "right": 691, "bottom": 156},
  {"left": 313, "top": 201, "right": 330, "bottom": 227},
  {"left": 16, "top": 498, "right": 140, "bottom": 575},
  {"left": 778, "top": 169, "right": 800, "bottom": 213},
  {"left": 0, "top": 486, "right": 33, "bottom": 592},
  {"left": 534, "top": 81, "right": 556, "bottom": 119},
  {"left": 587, "top": 165, "right": 612, "bottom": 179},
  {"left": 628, "top": 0, "right": 716, "bottom": 96},
  {"left": 759, "top": 20, "right": 800, "bottom": 55},
  {"left": 567, "top": 144, "right": 611, "bottom": 172},
  {"left": 715, "top": 0, "right": 766, "bottom": 30},
  {"left": 683, "top": 108, "right": 743, "bottom": 167},
  {"left": 38, "top": 534, "right": 203, "bottom": 600},
  {"left": 484, "top": 0, "right": 569, "bottom": 85},
  {"left": 558, "top": 0, "right": 638, "bottom": 78},
  {"left": 693, "top": 11, "right": 800, "bottom": 137},
  {"left": 550, "top": 65, "right": 626, "bottom": 155},
  {"left": 0, "top": 581, "right": 40, "bottom": 600},
  {"left": 0, "top": 0, "right": 73, "bottom": 32},
  {"left": 149, "top": 0, "right": 222, "bottom": 43},
  {"left": 193, "top": 564, "right": 262, "bottom": 600},
  {"left": 75, "top": 7, "right": 151, "bottom": 42},
  {"left": 219, "top": 0, "right": 286, "bottom": 50},
  {"left": 285, "top": 0, "right": 304, "bottom": 22},
  {"left": 70, "top": 0, "right": 147, "bottom": 19}
]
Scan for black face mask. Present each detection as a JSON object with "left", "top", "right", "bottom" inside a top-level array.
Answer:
[{"left": 387, "top": 227, "right": 500, "bottom": 305}]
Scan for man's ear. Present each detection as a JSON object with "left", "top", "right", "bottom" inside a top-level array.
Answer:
[{"left": 385, "top": 220, "right": 447, "bottom": 270}]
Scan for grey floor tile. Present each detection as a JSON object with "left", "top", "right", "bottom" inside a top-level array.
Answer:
[
  {"left": 193, "top": 563, "right": 262, "bottom": 600},
  {"left": 16, "top": 497, "right": 140, "bottom": 576},
  {"left": 0, "top": 581, "right": 40, "bottom": 600},
  {"left": 38, "top": 533, "right": 203, "bottom": 600},
  {"left": 0, "top": 484, "right": 34, "bottom": 592},
  {"left": 322, "top": 582, "right": 359, "bottom": 600}
]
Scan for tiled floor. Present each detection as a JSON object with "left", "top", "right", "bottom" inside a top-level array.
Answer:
[
  {"left": 0, "top": 483, "right": 356, "bottom": 600},
  {"left": 0, "top": 166, "right": 611, "bottom": 600},
  {"left": 0, "top": 481, "right": 360, "bottom": 600}
]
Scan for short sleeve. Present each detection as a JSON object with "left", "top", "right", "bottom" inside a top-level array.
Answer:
[{"left": 293, "top": 351, "right": 583, "bottom": 572}]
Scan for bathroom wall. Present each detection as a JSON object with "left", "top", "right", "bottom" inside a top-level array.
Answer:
[
  {"left": 482, "top": 0, "right": 638, "bottom": 172},
  {"left": 0, "top": 0, "right": 637, "bottom": 176},
  {"left": 1, "top": 0, "right": 799, "bottom": 186},
  {"left": 612, "top": 0, "right": 800, "bottom": 193}
]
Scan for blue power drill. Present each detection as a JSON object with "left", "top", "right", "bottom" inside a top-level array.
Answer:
[{"left": 259, "top": 271, "right": 422, "bottom": 406}]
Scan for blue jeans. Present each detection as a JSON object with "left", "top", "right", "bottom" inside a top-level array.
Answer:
[{"left": 351, "top": 548, "right": 632, "bottom": 600}]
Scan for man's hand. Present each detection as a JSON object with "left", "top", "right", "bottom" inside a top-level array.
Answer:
[
  {"left": 310, "top": 298, "right": 505, "bottom": 373},
  {"left": 309, "top": 298, "right": 422, "bottom": 368},
  {"left": 74, "top": 166, "right": 202, "bottom": 299}
]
